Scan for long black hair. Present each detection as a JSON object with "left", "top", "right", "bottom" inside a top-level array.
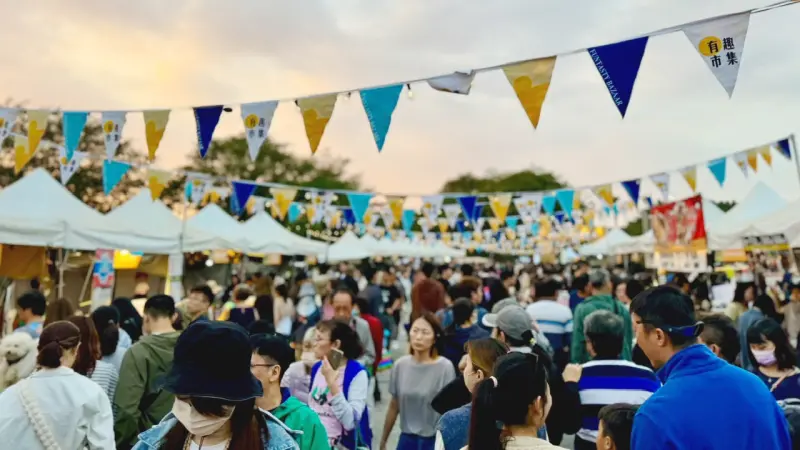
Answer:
[
  {"left": 468, "top": 352, "right": 549, "bottom": 450},
  {"left": 753, "top": 294, "right": 781, "bottom": 323},
  {"left": 747, "top": 318, "right": 797, "bottom": 371},
  {"left": 112, "top": 297, "right": 143, "bottom": 342}
]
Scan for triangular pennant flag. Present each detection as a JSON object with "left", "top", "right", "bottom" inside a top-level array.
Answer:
[
  {"left": 297, "top": 94, "right": 337, "bottom": 154},
  {"left": 387, "top": 197, "right": 405, "bottom": 225},
  {"left": 777, "top": 139, "right": 792, "bottom": 160},
  {"left": 360, "top": 85, "right": 403, "bottom": 152},
  {"left": 247, "top": 197, "right": 267, "bottom": 216},
  {"left": 288, "top": 203, "right": 302, "bottom": 223},
  {"left": 680, "top": 166, "right": 698, "bottom": 192},
  {"left": 746, "top": 148, "right": 759, "bottom": 172},
  {"left": 506, "top": 216, "right": 520, "bottom": 229},
  {"left": 59, "top": 148, "right": 87, "bottom": 185},
  {"left": 63, "top": 111, "right": 88, "bottom": 162},
  {"left": 269, "top": 187, "right": 298, "bottom": 220},
  {"left": 683, "top": 13, "right": 750, "bottom": 97},
  {"left": 502, "top": 57, "right": 557, "bottom": 129},
  {"left": 143, "top": 110, "right": 170, "bottom": 161},
  {"left": 347, "top": 193, "right": 374, "bottom": 224},
  {"left": 707, "top": 158, "right": 727, "bottom": 187},
  {"left": 541, "top": 195, "right": 557, "bottom": 216},
  {"left": 26, "top": 110, "right": 49, "bottom": 156},
  {"left": 231, "top": 181, "right": 258, "bottom": 215},
  {"left": 421, "top": 195, "right": 444, "bottom": 223},
  {"left": 185, "top": 173, "right": 212, "bottom": 205},
  {"left": 241, "top": 101, "right": 278, "bottom": 161},
  {"left": 472, "top": 205, "right": 484, "bottom": 226},
  {"left": 758, "top": 145, "right": 772, "bottom": 167},
  {"left": 457, "top": 196, "right": 478, "bottom": 222},
  {"left": 401, "top": 210, "right": 416, "bottom": 234},
  {"left": 594, "top": 184, "right": 615, "bottom": 207},
  {"left": 488, "top": 218, "right": 501, "bottom": 233},
  {"left": 621, "top": 180, "right": 641, "bottom": 205},
  {"left": 102, "top": 160, "right": 131, "bottom": 195},
  {"left": 305, "top": 204, "right": 316, "bottom": 223},
  {"left": 474, "top": 217, "right": 486, "bottom": 232},
  {"left": 101, "top": 111, "right": 126, "bottom": 159},
  {"left": 437, "top": 218, "right": 450, "bottom": 233},
  {"left": 193, "top": 105, "right": 224, "bottom": 158},
  {"left": 649, "top": 173, "right": 670, "bottom": 200},
  {"left": 427, "top": 71, "right": 476, "bottom": 95},
  {"left": 14, "top": 135, "right": 34, "bottom": 174},
  {"left": 555, "top": 190, "right": 575, "bottom": 218},
  {"left": 489, "top": 193, "right": 513, "bottom": 222},
  {"left": 734, "top": 151, "right": 749, "bottom": 177},
  {"left": 443, "top": 204, "right": 462, "bottom": 229},
  {"left": 588, "top": 37, "right": 649, "bottom": 117},
  {"left": 380, "top": 206, "right": 396, "bottom": 228},
  {"left": 0, "top": 108, "right": 18, "bottom": 141},
  {"left": 148, "top": 169, "right": 172, "bottom": 200}
]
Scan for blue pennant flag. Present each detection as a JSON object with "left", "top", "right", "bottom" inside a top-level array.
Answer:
[
  {"left": 555, "top": 190, "right": 575, "bottom": 218},
  {"left": 588, "top": 36, "right": 649, "bottom": 118},
  {"left": 194, "top": 105, "right": 224, "bottom": 158},
  {"left": 541, "top": 195, "right": 556, "bottom": 216},
  {"left": 531, "top": 222, "right": 540, "bottom": 236},
  {"left": 707, "top": 158, "right": 727, "bottom": 187},
  {"left": 63, "top": 112, "right": 88, "bottom": 161},
  {"left": 231, "top": 181, "right": 257, "bottom": 215},
  {"left": 457, "top": 196, "right": 478, "bottom": 222},
  {"left": 288, "top": 203, "right": 302, "bottom": 223},
  {"left": 777, "top": 139, "right": 792, "bottom": 160},
  {"left": 621, "top": 180, "right": 641, "bottom": 205},
  {"left": 102, "top": 160, "right": 131, "bottom": 195},
  {"left": 341, "top": 207, "right": 355, "bottom": 225},
  {"left": 554, "top": 211, "right": 566, "bottom": 225},
  {"left": 456, "top": 220, "right": 465, "bottom": 233},
  {"left": 360, "top": 84, "right": 403, "bottom": 152},
  {"left": 462, "top": 231, "right": 473, "bottom": 242},
  {"left": 347, "top": 193, "right": 374, "bottom": 224},
  {"left": 472, "top": 205, "right": 484, "bottom": 225},
  {"left": 401, "top": 209, "right": 415, "bottom": 234},
  {"left": 505, "top": 216, "right": 519, "bottom": 229}
]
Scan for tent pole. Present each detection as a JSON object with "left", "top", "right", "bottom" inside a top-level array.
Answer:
[
  {"left": 790, "top": 134, "right": 800, "bottom": 191},
  {"left": 57, "top": 248, "right": 66, "bottom": 299}
]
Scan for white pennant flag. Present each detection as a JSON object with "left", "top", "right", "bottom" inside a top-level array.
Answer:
[
  {"left": 427, "top": 71, "right": 476, "bottom": 95},
  {"left": 683, "top": 13, "right": 750, "bottom": 97},
  {"left": 252, "top": 197, "right": 267, "bottom": 214},
  {"left": 59, "top": 148, "right": 87, "bottom": 185},
  {"left": 474, "top": 217, "right": 486, "bottom": 232},
  {"left": 380, "top": 206, "right": 395, "bottom": 228},
  {"left": 367, "top": 209, "right": 380, "bottom": 228},
  {"left": 650, "top": 173, "right": 670, "bottom": 201},
  {"left": 733, "top": 152, "right": 749, "bottom": 178},
  {"left": 101, "top": 111, "right": 127, "bottom": 159},
  {"left": 516, "top": 193, "right": 542, "bottom": 220},
  {"left": 442, "top": 204, "right": 462, "bottom": 228},
  {"left": 308, "top": 191, "right": 334, "bottom": 224},
  {"left": 241, "top": 101, "right": 279, "bottom": 160},
  {"left": 420, "top": 195, "right": 444, "bottom": 222},
  {"left": 0, "top": 108, "right": 18, "bottom": 141},
  {"left": 516, "top": 224, "right": 528, "bottom": 238},
  {"left": 323, "top": 206, "right": 341, "bottom": 229},
  {"left": 186, "top": 172, "right": 213, "bottom": 205},
  {"left": 418, "top": 218, "right": 431, "bottom": 235}
]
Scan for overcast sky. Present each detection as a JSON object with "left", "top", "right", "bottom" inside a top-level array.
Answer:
[{"left": 5, "top": 0, "right": 800, "bottom": 204}]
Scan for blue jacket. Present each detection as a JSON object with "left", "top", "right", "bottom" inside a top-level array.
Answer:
[
  {"left": 631, "top": 344, "right": 791, "bottom": 450},
  {"left": 131, "top": 411, "right": 299, "bottom": 450}
]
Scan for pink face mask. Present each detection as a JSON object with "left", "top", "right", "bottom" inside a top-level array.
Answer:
[{"left": 752, "top": 349, "right": 777, "bottom": 366}]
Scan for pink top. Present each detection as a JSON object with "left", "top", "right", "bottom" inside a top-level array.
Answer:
[{"left": 308, "top": 368, "right": 345, "bottom": 444}]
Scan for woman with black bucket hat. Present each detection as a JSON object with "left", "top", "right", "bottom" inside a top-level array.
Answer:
[{"left": 131, "top": 321, "right": 299, "bottom": 450}]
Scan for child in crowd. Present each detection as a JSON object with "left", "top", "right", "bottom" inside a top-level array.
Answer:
[
  {"left": 281, "top": 327, "right": 318, "bottom": 404},
  {"left": 597, "top": 403, "right": 638, "bottom": 450}
]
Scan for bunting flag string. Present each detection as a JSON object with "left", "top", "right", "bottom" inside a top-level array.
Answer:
[
  {"left": 63, "top": 112, "right": 88, "bottom": 162},
  {"left": 101, "top": 111, "right": 127, "bottom": 159}
]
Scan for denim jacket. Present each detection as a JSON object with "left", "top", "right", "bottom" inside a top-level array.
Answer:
[{"left": 131, "top": 410, "right": 299, "bottom": 450}]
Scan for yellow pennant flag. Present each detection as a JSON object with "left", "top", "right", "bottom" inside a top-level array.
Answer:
[
  {"left": 680, "top": 166, "right": 698, "bottom": 192},
  {"left": 148, "top": 169, "right": 171, "bottom": 200},
  {"left": 26, "top": 110, "right": 49, "bottom": 156},
  {"left": 747, "top": 148, "right": 759, "bottom": 172},
  {"left": 14, "top": 135, "right": 34, "bottom": 174},
  {"left": 758, "top": 145, "right": 773, "bottom": 167},
  {"left": 437, "top": 218, "right": 449, "bottom": 233},
  {"left": 539, "top": 217, "right": 552, "bottom": 237},
  {"left": 488, "top": 217, "right": 501, "bottom": 233},
  {"left": 297, "top": 95, "right": 337, "bottom": 154},
  {"left": 143, "top": 110, "right": 170, "bottom": 161},
  {"left": 270, "top": 187, "right": 297, "bottom": 220},
  {"left": 505, "top": 228, "right": 516, "bottom": 240},
  {"left": 330, "top": 210, "right": 342, "bottom": 229},
  {"left": 502, "top": 57, "right": 557, "bottom": 129},
  {"left": 594, "top": 184, "right": 614, "bottom": 206},
  {"left": 305, "top": 205, "right": 316, "bottom": 223},
  {"left": 388, "top": 197, "right": 405, "bottom": 225},
  {"left": 473, "top": 232, "right": 483, "bottom": 243},
  {"left": 442, "top": 233, "right": 451, "bottom": 244},
  {"left": 364, "top": 209, "right": 373, "bottom": 227},
  {"left": 489, "top": 193, "right": 513, "bottom": 222},
  {"left": 270, "top": 203, "right": 280, "bottom": 217}
]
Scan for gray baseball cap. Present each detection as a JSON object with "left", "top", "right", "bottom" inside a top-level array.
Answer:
[
  {"left": 482, "top": 305, "right": 532, "bottom": 340},
  {"left": 481, "top": 298, "right": 519, "bottom": 328}
]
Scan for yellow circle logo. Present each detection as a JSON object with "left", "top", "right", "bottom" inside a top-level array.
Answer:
[
  {"left": 698, "top": 36, "right": 722, "bottom": 56},
  {"left": 103, "top": 120, "right": 115, "bottom": 133},
  {"left": 0, "top": 118, "right": 6, "bottom": 127},
  {"left": 60, "top": 156, "right": 68, "bottom": 164},
  {"left": 245, "top": 114, "right": 259, "bottom": 129}
]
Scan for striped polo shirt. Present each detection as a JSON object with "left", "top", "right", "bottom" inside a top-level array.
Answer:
[
  {"left": 576, "top": 359, "right": 660, "bottom": 443},
  {"left": 526, "top": 299, "right": 573, "bottom": 350}
]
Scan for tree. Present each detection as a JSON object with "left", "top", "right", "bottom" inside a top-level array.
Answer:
[
  {"left": 715, "top": 201, "right": 736, "bottom": 213},
  {"left": 440, "top": 169, "right": 564, "bottom": 194}
]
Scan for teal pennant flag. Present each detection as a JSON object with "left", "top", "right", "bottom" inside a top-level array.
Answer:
[
  {"left": 102, "top": 160, "right": 131, "bottom": 195},
  {"left": 360, "top": 84, "right": 403, "bottom": 152}
]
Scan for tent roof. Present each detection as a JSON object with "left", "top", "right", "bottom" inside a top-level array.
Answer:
[
  {"left": 324, "top": 231, "right": 372, "bottom": 262},
  {"left": 578, "top": 228, "right": 631, "bottom": 256},
  {"left": 711, "top": 182, "right": 787, "bottom": 235},
  {"left": 242, "top": 212, "right": 328, "bottom": 255},
  {"left": 186, "top": 204, "right": 251, "bottom": 251}
]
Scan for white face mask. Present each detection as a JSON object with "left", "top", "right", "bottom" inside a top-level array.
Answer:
[
  {"left": 301, "top": 351, "right": 317, "bottom": 367},
  {"left": 171, "top": 398, "right": 233, "bottom": 437}
]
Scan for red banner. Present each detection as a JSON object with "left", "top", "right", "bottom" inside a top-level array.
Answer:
[{"left": 650, "top": 195, "right": 707, "bottom": 253}]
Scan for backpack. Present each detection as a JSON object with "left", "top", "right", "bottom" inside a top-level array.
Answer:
[{"left": 310, "top": 359, "right": 372, "bottom": 449}]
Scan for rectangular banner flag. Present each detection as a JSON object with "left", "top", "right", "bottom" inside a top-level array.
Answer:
[
  {"left": 742, "top": 234, "right": 794, "bottom": 278},
  {"left": 650, "top": 195, "right": 707, "bottom": 254}
]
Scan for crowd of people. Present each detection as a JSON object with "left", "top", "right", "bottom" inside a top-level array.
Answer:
[{"left": 1, "top": 259, "right": 800, "bottom": 449}]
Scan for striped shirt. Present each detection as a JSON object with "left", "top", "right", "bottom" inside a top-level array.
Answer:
[
  {"left": 88, "top": 360, "right": 119, "bottom": 408},
  {"left": 526, "top": 300, "right": 573, "bottom": 350},
  {"left": 575, "top": 359, "right": 660, "bottom": 443}
]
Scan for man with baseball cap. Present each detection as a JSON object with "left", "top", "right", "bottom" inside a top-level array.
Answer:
[{"left": 482, "top": 299, "right": 552, "bottom": 355}]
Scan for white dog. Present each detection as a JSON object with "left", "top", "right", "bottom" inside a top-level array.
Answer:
[{"left": 0, "top": 332, "right": 38, "bottom": 391}]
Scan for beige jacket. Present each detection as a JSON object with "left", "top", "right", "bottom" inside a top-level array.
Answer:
[{"left": 461, "top": 436, "right": 567, "bottom": 450}]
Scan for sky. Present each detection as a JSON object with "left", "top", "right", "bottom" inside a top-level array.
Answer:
[{"left": 4, "top": 0, "right": 800, "bottom": 205}]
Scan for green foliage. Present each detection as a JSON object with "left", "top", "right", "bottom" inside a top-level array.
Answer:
[
  {"left": 714, "top": 200, "right": 736, "bottom": 213},
  {"left": 440, "top": 169, "right": 564, "bottom": 194}
]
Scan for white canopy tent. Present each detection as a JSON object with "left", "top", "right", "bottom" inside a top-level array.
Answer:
[
  {"left": 0, "top": 169, "right": 176, "bottom": 252},
  {"left": 717, "top": 197, "right": 800, "bottom": 247},
  {"left": 323, "top": 231, "right": 372, "bottom": 262},
  {"left": 186, "top": 204, "right": 252, "bottom": 252},
  {"left": 578, "top": 229, "right": 631, "bottom": 257},
  {"left": 242, "top": 211, "right": 328, "bottom": 255}
]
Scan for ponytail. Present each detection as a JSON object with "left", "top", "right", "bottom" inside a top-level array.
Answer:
[
  {"left": 468, "top": 378, "right": 503, "bottom": 450},
  {"left": 36, "top": 321, "right": 80, "bottom": 369}
]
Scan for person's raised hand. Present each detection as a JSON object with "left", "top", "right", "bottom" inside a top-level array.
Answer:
[{"left": 562, "top": 363, "right": 583, "bottom": 383}]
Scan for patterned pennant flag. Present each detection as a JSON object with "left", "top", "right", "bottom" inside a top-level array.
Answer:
[
  {"left": 457, "top": 195, "right": 478, "bottom": 223},
  {"left": 555, "top": 190, "right": 575, "bottom": 218},
  {"left": 148, "top": 169, "right": 172, "bottom": 200},
  {"left": 143, "top": 110, "right": 170, "bottom": 161},
  {"left": 489, "top": 193, "right": 513, "bottom": 222},
  {"left": 360, "top": 84, "right": 403, "bottom": 152},
  {"left": 437, "top": 218, "right": 450, "bottom": 233},
  {"left": 594, "top": 184, "right": 615, "bottom": 207},
  {"left": 518, "top": 193, "right": 543, "bottom": 220},
  {"left": 474, "top": 217, "right": 486, "bottom": 231},
  {"left": 231, "top": 181, "right": 258, "bottom": 215},
  {"left": 365, "top": 209, "right": 380, "bottom": 229},
  {"left": 26, "top": 110, "right": 49, "bottom": 156},
  {"left": 247, "top": 197, "right": 267, "bottom": 215},
  {"left": 401, "top": 210, "right": 416, "bottom": 234},
  {"left": 777, "top": 139, "right": 792, "bottom": 160},
  {"left": 63, "top": 111, "right": 88, "bottom": 162},
  {"left": 621, "top": 180, "right": 641, "bottom": 205},
  {"left": 421, "top": 195, "right": 444, "bottom": 223},
  {"left": 297, "top": 94, "right": 337, "bottom": 154},
  {"left": 650, "top": 173, "right": 670, "bottom": 200},
  {"left": 683, "top": 13, "right": 750, "bottom": 97},
  {"left": 324, "top": 206, "right": 342, "bottom": 229},
  {"left": 241, "top": 101, "right": 279, "bottom": 161},
  {"left": 418, "top": 218, "right": 431, "bottom": 235},
  {"left": 269, "top": 187, "right": 297, "bottom": 220},
  {"left": 185, "top": 173, "right": 212, "bottom": 205},
  {"left": 733, "top": 151, "right": 749, "bottom": 177},
  {"left": 305, "top": 204, "right": 316, "bottom": 224},
  {"left": 59, "top": 149, "right": 87, "bottom": 185},
  {"left": 588, "top": 37, "right": 649, "bottom": 117},
  {"left": 347, "top": 193, "right": 374, "bottom": 224},
  {"left": 707, "top": 157, "right": 727, "bottom": 187},
  {"left": 541, "top": 195, "right": 557, "bottom": 216},
  {"left": 503, "top": 57, "right": 557, "bottom": 129},
  {"left": 194, "top": 105, "right": 224, "bottom": 158},
  {"left": 680, "top": 166, "right": 698, "bottom": 192},
  {"left": 0, "top": 108, "right": 18, "bottom": 141},
  {"left": 443, "top": 204, "right": 462, "bottom": 229},
  {"left": 102, "top": 160, "right": 131, "bottom": 195},
  {"left": 380, "top": 206, "right": 396, "bottom": 228},
  {"left": 101, "top": 111, "right": 126, "bottom": 159},
  {"left": 14, "top": 135, "right": 34, "bottom": 174},
  {"left": 288, "top": 203, "right": 302, "bottom": 223},
  {"left": 746, "top": 148, "right": 759, "bottom": 172},
  {"left": 758, "top": 145, "right": 772, "bottom": 167},
  {"left": 427, "top": 71, "right": 476, "bottom": 95},
  {"left": 308, "top": 192, "right": 334, "bottom": 224},
  {"left": 488, "top": 218, "right": 501, "bottom": 233}
]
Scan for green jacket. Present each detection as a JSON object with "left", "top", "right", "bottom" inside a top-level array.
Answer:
[
  {"left": 570, "top": 294, "right": 633, "bottom": 364},
  {"left": 114, "top": 331, "right": 181, "bottom": 449},
  {"left": 272, "top": 395, "right": 329, "bottom": 450}
]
